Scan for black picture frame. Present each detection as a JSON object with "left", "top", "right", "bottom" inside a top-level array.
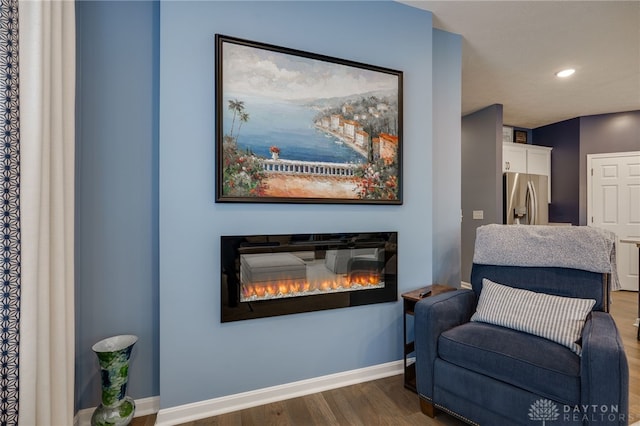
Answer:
[
  {"left": 514, "top": 130, "right": 528, "bottom": 144},
  {"left": 215, "top": 35, "right": 403, "bottom": 204}
]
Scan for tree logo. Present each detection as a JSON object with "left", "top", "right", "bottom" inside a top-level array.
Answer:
[{"left": 529, "top": 399, "right": 559, "bottom": 425}]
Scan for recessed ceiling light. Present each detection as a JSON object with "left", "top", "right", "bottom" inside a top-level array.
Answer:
[{"left": 555, "top": 69, "right": 575, "bottom": 78}]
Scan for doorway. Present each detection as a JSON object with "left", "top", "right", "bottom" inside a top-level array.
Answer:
[{"left": 587, "top": 151, "right": 640, "bottom": 291}]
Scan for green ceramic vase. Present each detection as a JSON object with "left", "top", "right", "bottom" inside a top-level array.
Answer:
[{"left": 90, "top": 335, "right": 138, "bottom": 426}]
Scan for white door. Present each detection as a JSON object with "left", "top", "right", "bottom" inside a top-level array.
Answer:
[{"left": 588, "top": 152, "right": 640, "bottom": 291}]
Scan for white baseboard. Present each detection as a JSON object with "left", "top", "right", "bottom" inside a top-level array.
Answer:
[
  {"left": 155, "top": 359, "right": 404, "bottom": 426},
  {"left": 460, "top": 281, "right": 472, "bottom": 289},
  {"left": 73, "top": 395, "right": 160, "bottom": 426}
]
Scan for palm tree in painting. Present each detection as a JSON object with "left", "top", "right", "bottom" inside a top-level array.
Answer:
[
  {"left": 227, "top": 99, "right": 245, "bottom": 138},
  {"left": 236, "top": 112, "right": 250, "bottom": 143},
  {"left": 222, "top": 100, "right": 265, "bottom": 197}
]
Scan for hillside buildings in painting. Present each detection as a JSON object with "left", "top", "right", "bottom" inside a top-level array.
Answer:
[{"left": 315, "top": 100, "right": 399, "bottom": 165}]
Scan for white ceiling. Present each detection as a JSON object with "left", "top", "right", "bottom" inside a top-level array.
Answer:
[{"left": 400, "top": 0, "right": 640, "bottom": 129}]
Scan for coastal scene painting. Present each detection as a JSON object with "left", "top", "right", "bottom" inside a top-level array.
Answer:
[{"left": 215, "top": 35, "right": 403, "bottom": 204}]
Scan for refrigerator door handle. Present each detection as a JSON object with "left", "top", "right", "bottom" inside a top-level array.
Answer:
[
  {"left": 528, "top": 180, "right": 538, "bottom": 225},
  {"left": 525, "top": 181, "right": 533, "bottom": 225}
]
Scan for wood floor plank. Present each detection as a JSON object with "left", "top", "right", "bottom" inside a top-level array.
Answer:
[
  {"left": 359, "top": 378, "right": 406, "bottom": 419},
  {"left": 247, "top": 400, "right": 290, "bottom": 426},
  {"left": 283, "top": 394, "right": 315, "bottom": 425},
  {"left": 611, "top": 290, "right": 640, "bottom": 424},
  {"left": 300, "top": 393, "right": 339, "bottom": 425},
  {"left": 322, "top": 384, "right": 368, "bottom": 426},
  {"left": 373, "top": 375, "right": 422, "bottom": 414}
]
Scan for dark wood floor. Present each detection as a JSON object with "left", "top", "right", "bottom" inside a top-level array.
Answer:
[{"left": 132, "top": 290, "right": 640, "bottom": 425}]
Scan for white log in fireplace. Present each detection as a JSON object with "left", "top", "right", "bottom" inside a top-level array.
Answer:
[{"left": 220, "top": 232, "right": 397, "bottom": 322}]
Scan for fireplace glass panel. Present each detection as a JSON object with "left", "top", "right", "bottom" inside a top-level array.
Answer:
[{"left": 221, "top": 232, "right": 397, "bottom": 322}]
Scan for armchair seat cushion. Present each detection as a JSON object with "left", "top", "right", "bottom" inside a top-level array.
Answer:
[{"left": 439, "top": 322, "right": 581, "bottom": 405}]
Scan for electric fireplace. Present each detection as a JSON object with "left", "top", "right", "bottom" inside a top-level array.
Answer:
[{"left": 221, "top": 232, "right": 397, "bottom": 322}]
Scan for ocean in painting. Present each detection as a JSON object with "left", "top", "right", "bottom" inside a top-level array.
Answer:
[{"left": 223, "top": 95, "right": 366, "bottom": 165}]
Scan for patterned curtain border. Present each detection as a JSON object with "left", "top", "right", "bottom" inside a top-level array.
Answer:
[{"left": 0, "top": 0, "right": 19, "bottom": 423}]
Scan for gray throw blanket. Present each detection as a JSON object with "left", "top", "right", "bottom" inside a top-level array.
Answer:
[{"left": 473, "top": 224, "right": 620, "bottom": 290}]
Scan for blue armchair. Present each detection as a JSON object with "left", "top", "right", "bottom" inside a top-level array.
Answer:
[{"left": 415, "top": 227, "right": 629, "bottom": 425}]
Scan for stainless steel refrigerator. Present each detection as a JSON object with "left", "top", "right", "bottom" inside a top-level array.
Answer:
[{"left": 503, "top": 172, "right": 549, "bottom": 225}]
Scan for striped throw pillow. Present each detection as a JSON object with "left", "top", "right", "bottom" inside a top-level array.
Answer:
[{"left": 471, "top": 278, "right": 596, "bottom": 355}]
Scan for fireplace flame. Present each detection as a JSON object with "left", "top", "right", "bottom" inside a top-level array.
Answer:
[{"left": 241, "top": 272, "right": 384, "bottom": 302}]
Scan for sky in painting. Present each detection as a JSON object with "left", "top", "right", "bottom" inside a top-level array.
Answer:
[{"left": 223, "top": 41, "right": 398, "bottom": 101}]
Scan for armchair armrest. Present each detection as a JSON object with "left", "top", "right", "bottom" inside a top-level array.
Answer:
[
  {"left": 580, "top": 311, "right": 629, "bottom": 425},
  {"left": 414, "top": 289, "right": 477, "bottom": 400}
]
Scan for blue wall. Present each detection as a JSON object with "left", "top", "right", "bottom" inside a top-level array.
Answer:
[
  {"left": 533, "top": 110, "right": 640, "bottom": 225},
  {"left": 432, "top": 29, "right": 462, "bottom": 286},
  {"left": 461, "top": 104, "right": 503, "bottom": 282},
  {"left": 74, "top": 0, "right": 462, "bottom": 413},
  {"left": 159, "top": 0, "right": 458, "bottom": 410},
  {"left": 534, "top": 118, "right": 581, "bottom": 225},
  {"left": 75, "top": 0, "right": 159, "bottom": 411}
]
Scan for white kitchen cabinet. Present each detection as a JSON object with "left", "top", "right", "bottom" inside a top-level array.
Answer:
[
  {"left": 503, "top": 142, "right": 552, "bottom": 202},
  {"left": 503, "top": 143, "right": 527, "bottom": 173},
  {"left": 526, "top": 145, "right": 551, "bottom": 176}
]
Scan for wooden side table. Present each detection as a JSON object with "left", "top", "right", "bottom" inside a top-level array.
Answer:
[{"left": 402, "top": 284, "right": 456, "bottom": 392}]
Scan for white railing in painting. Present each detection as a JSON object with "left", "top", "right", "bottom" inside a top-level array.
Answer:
[{"left": 261, "top": 159, "right": 358, "bottom": 177}]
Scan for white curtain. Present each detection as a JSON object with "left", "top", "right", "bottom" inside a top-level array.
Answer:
[{"left": 18, "top": 1, "right": 76, "bottom": 425}]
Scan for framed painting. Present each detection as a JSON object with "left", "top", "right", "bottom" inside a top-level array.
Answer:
[
  {"left": 514, "top": 130, "right": 528, "bottom": 144},
  {"left": 215, "top": 35, "right": 403, "bottom": 204}
]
